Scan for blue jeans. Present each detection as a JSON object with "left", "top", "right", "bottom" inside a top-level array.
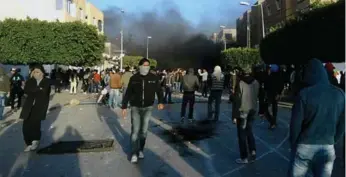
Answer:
[
  {"left": 108, "top": 89, "right": 120, "bottom": 107},
  {"left": 130, "top": 106, "right": 152, "bottom": 155},
  {"left": 288, "top": 144, "right": 335, "bottom": 177},
  {"left": 0, "top": 94, "right": 5, "bottom": 120}
]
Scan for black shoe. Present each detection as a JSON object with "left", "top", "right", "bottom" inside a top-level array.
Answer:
[{"left": 268, "top": 124, "right": 276, "bottom": 130}]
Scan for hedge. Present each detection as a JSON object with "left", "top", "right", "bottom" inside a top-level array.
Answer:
[
  {"left": 0, "top": 18, "right": 105, "bottom": 66},
  {"left": 260, "top": 0, "right": 345, "bottom": 64},
  {"left": 123, "top": 56, "right": 157, "bottom": 68},
  {"left": 221, "top": 48, "right": 261, "bottom": 69}
]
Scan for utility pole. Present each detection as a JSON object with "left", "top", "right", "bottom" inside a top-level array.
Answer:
[
  {"left": 120, "top": 9, "right": 124, "bottom": 71},
  {"left": 146, "top": 36, "right": 152, "bottom": 59}
]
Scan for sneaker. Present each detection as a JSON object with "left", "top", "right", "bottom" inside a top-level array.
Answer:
[
  {"left": 30, "top": 140, "right": 40, "bottom": 151},
  {"left": 188, "top": 119, "right": 194, "bottom": 123},
  {"left": 180, "top": 117, "right": 185, "bottom": 124},
  {"left": 130, "top": 155, "right": 138, "bottom": 163},
  {"left": 24, "top": 145, "right": 32, "bottom": 152},
  {"left": 138, "top": 151, "right": 144, "bottom": 159},
  {"left": 268, "top": 125, "right": 276, "bottom": 130},
  {"left": 235, "top": 158, "right": 248, "bottom": 164}
]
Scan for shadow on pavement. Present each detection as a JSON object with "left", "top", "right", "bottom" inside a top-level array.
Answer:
[
  {"left": 0, "top": 103, "right": 62, "bottom": 177},
  {"left": 96, "top": 105, "right": 182, "bottom": 177},
  {"left": 19, "top": 125, "right": 84, "bottom": 177}
]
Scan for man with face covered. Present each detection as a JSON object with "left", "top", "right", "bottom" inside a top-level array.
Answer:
[{"left": 122, "top": 58, "right": 164, "bottom": 163}]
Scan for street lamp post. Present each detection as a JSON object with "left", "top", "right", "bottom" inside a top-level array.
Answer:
[
  {"left": 220, "top": 25, "right": 226, "bottom": 50},
  {"left": 120, "top": 9, "right": 125, "bottom": 71},
  {"left": 146, "top": 36, "right": 152, "bottom": 59}
]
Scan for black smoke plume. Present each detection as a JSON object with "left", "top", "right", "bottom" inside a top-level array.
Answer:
[{"left": 103, "top": 4, "right": 225, "bottom": 69}]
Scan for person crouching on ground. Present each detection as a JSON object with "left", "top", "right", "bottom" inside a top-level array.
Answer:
[
  {"left": 20, "top": 65, "right": 51, "bottom": 152},
  {"left": 234, "top": 65, "right": 259, "bottom": 164},
  {"left": 121, "top": 58, "right": 164, "bottom": 163}
]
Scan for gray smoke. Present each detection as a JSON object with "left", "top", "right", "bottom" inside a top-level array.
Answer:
[{"left": 103, "top": 3, "right": 234, "bottom": 69}]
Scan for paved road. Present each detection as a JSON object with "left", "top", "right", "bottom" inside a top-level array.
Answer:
[{"left": 0, "top": 93, "right": 344, "bottom": 177}]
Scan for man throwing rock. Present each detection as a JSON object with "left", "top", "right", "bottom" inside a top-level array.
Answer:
[{"left": 121, "top": 58, "right": 164, "bottom": 163}]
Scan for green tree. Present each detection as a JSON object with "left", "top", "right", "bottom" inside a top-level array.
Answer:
[
  {"left": 0, "top": 18, "right": 105, "bottom": 66},
  {"left": 221, "top": 48, "right": 261, "bottom": 69},
  {"left": 123, "top": 56, "right": 157, "bottom": 68}
]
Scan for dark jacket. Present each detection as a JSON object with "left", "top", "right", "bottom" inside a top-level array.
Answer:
[
  {"left": 264, "top": 72, "right": 284, "bottom": 96},
  {"left": 181, "top": 69, "right": 200, "bottom": 92},
  {"left": 122, "top": 73, "right": 164, "bottom": 109},
  {"left": 10, "top": 73, "right": 24, "bottom": 89},
  {"left": 20, "top": 77, "right": 51, "bottom": 120},
  {"left": 290, "top": 59, "right": 345, "bottom": 149}
]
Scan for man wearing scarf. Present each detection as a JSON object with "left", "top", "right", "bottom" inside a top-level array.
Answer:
[{"left": 121, "top": 58, "right": 164, "bottom": 163}]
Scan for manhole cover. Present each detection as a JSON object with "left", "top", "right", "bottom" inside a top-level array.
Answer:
[{"left": 37, "top": 139, "right": 115, "bottom": 154}]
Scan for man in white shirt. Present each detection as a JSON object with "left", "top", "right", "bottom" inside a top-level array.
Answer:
[{"left": 198, "top": 69, "right": 208, "bottom": 97}]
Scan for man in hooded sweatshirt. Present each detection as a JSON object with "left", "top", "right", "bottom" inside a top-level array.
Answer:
[
  {"left": 0, "top": 65, "right": 11, "bottom": 120},
  {"left": 207, "top": 66, "right": 224, "bottom": 121},
  {"left": 122, "top": 58, "right": 164, "bottom": 163},
  {"left": 180, "top": 68, "right": 200, "bottom": 123},
  {"left": 288, "top": 59, "right": 345, "bottom": 177},
  {"left": 235, "top": 65, "right": 259, "bottom": 164}
]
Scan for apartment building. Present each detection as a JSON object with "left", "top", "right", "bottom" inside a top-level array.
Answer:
[
  {"left": 0, "top": 0, "right": 104, "bottom": 33},
  {"left": 236, "top": 10, "right": 251, "bottom": 47},
  {"left": 216, "top": 28, "right": 237, "bottom": 44}
]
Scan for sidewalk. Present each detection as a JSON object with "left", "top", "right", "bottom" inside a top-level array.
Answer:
[{"left": 0, "top": 92, "right": 343, "bottom": 177}]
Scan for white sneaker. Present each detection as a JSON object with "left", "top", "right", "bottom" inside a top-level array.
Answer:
[
  {"left": 130, "top": 155, "right": 138, "bottom": 163},
  {"left": 138, "top": 151, "right": 144, "bottom": 159},
  {"left": 30, "top": 140, "right": 40, "bottom": 151},
  {"left": 24, "top": 145, "right": 32, "bottom": 152}
]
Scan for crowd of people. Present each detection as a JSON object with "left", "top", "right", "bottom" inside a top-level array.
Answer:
[{"left": 0, "top": 58, "right": 344, "bottom": 177}]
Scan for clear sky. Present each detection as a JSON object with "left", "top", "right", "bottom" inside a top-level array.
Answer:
[{"left": 89, "top": 0, "right": 256, "bottom": 27}]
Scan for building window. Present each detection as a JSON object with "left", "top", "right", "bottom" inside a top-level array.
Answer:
[
  {"left": 56, "top": 0, "right": 63, "bottom": 10},
  {"left": 79, "top": 8, "right": 84, "bottom": 20},
  {"left": 85, "top": 15, "right": 88, "bottom": 20},
  {"left": 275, "top": 0, "right": 281, "bottom": 10},
  {"left": 266, "top": 5, "right": 271, "bottom": 16},
  {"left": 93, "top": 17, "right": 96, "bottom": 25},
  {"left": 98, "top": 20, "right": 103, "bottom": 32}
]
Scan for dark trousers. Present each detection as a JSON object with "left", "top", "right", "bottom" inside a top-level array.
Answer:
[
  {"left": 164, "top": 87, "right": 172, "bottom": 103},
  {"left": 208, "top": 90, "right": 222, "bottom": 120},
  {"left": 55, "top": 79, "right": 61, "bottom": 93},
  {"left": 22, "top": 117, "right": 42, "bottom": 146},
  {"left": 10, "top": 88, "right": 23, "bottom": 109},
  {"left": 258, "top": 89, "right": 266, "bottom": 115},
  {"left": 202, "top": 81, "right": 208, "bottom": 97},
  {"left": 82, "top": 79, "right": 89, "bottom": 92},
  {"left": 181, "top": 92, "right": 195, "bottom": 119},
  {"left": 237, "top": 115, "right": 256, "bottom": 159},
  {"left": 265, "top": 95, "right": 278, "bottom": 126}
]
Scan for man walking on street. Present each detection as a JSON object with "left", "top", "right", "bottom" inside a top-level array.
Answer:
[
  {"left": 122, "top": 58, "right": 164, "bottom": 164},
  {"left": 180, "top": 68, "right": 200, "bottom": 123},
  {"left": 235, "top": 66, "right": 259, "bottom": 164},
  {"left": 109, "top": 69, "right": 122, "bottom": 108},
  {"left": 10, "top": 68, "right": 24, "bottom": 112},
  {"left": 264, "top": 64, "right": 284, "bottom": 129},
  {"left": 288, "top": 59, "right": 345, "bottom": 177}
]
